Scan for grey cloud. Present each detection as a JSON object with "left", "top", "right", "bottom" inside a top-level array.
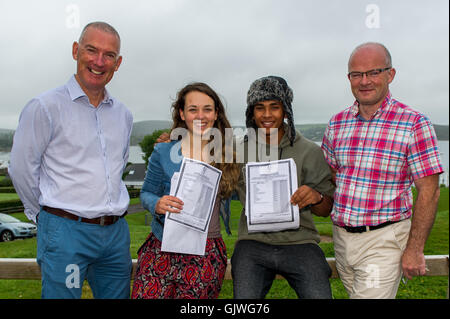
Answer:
[{"left": 0, "top": 0, "right": 448, "bottom": 129}]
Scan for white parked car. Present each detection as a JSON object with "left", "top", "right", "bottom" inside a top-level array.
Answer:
[{"left": 0, "top": 213, "right": 37, "bottom": 242}]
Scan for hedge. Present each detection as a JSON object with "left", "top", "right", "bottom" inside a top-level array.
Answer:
[
  {"left": 0, "top": 187, "right": 16, "bottom": 193},
  {"left": 0, "top": 199, "right": 23, "bottom": 209}
]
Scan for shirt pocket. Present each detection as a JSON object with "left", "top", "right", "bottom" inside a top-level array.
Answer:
[{"left": 375, "top": 141, "right": 408, "bottom": 180}]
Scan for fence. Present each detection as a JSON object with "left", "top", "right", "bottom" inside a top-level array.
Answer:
[{"left": 0, "top": 255, "right": 448, "bottom": 281}]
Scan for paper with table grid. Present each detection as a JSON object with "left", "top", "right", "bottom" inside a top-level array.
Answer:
[
  {"left": 245, "top": 159, "right": 300, "bottom": 233},
  {"left": 161, "top": 158, "right": 221, "bottom": 255}
]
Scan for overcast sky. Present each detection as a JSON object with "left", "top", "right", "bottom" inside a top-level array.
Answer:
[{"left": 0, "top": 0, "right": 448, "bottom": 130}]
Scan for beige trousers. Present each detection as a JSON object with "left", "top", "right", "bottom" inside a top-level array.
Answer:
[{"left": 332, "top": 219, "right": 411, "bottom": 299}]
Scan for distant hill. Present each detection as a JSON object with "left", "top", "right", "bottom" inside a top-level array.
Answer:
[
  {"left": 434, "top": 124, "right": 449, "bottom": 141},
  {"left": 130, "top": 120, "right": 172, "bottom": 145},
  {"left": 131, "top": 121, "right": 327, "bottom": 145},
  {"left": 295, "top": 124, "right": 328, "bottom": 142},
  {"left": 129, "top": 120, "right": 330, "bottom": 144},
  {"left": 130, "top": 120, "right": 449, "bottom": 144},
  {"left": 0, "top": 128, "right": 14, "bottom": 134},
  {"left": 294, "top": 123, "right": 448, "bottom": 142},
  {"left": 0, "top": 129, "right": 14, "bottom": 152},
  {"left": 0, "top": 121, "right": 447, "bottom": 150}
]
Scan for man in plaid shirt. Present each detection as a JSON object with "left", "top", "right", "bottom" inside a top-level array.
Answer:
[{"left": 321, "top": 42, "right": 443, "bottom": 298}]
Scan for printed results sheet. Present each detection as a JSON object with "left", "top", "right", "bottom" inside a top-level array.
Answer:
[
  {"left": 245, "top": 159, "right": 299, "bottom": 233},
  {"left": 161, "top": 158, "right": 222, "bottom": 255}
]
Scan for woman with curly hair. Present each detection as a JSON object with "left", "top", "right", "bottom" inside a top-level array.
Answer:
[{"left": 132, "top": 82, "right": 240, "bottom": 299}]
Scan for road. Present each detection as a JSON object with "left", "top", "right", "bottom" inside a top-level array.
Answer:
[{"left": 128, "top": 203, "right": 145, "bottom": 214}]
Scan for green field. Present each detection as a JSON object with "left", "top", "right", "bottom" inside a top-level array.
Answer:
[
  {"left": 0, "top": 193, "right": 20, "bottom": 201},
  {"left": 0, "top": 187, "right": 448, "bottom": 299}
]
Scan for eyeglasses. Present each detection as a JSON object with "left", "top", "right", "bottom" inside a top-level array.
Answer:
[{"left": 348, "top": 67, "right": 391, "bottom": 80}]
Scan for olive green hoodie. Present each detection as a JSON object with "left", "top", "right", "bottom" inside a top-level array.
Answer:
[{"left": 236, "top": 125, "right": 335, "bottom": 245}]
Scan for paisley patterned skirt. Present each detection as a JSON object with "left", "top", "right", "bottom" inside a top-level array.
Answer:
[{"left": 131, "top": 232, "right": 227, "bottom": 299}]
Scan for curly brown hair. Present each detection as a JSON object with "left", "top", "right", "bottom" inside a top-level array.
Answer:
[{"left": 170, "top": 82, "right": 240, "bottom": 199}]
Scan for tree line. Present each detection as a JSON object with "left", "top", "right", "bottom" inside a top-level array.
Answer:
[{"left": 0, "top": 132, "right": 13, "bottom": 151}]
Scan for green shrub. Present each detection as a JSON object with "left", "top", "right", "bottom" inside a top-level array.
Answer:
[
  {"left": 0, "top": 176, "right": 13, "bottom": 187},
  {"left": 0, "top": 198, "right": 23, "bottom": 209},
  {"left": 0, "top": 186, "right": 16, "bottom": 193}
]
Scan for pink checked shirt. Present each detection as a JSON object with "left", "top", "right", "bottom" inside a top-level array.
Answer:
[{"left": 321, "top": 92, "right": 443, "bottom": 227}]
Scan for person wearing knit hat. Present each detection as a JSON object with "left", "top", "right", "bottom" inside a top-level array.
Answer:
[
  {"left": 153, "top": 75, "right": 336, "bottom": 298},
  {"left": 231, "top": 75, "right": 335, "bottom": 299},
  {"left": 245, "top": 75, "right": 296, "bottom": 146}
]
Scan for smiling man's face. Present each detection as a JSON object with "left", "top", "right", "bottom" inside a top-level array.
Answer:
[
  {"left": 348, "top": 44, "right": 395, "bottom": 110},
  {"left": 252, "top": 99, "right": 286, "bottom": 144},
  {"left": 72, "top": 27, "right": 122, "bottom": 100}
]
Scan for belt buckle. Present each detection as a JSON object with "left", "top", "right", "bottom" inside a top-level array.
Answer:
[{"left": 100, "top": 216, "right": 106, "bottom": 226}]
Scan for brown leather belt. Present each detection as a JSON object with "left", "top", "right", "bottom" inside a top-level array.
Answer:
[{"left": 43, "top": 206, "right": 127, "bottom": 226}]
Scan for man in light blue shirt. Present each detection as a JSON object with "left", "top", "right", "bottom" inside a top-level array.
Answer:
[{"left": 8, "top": 22, "right": 133, "bottom": 299}]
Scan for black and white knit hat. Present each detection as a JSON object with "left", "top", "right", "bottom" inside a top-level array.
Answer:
[{"left": 245, "top": 75, "right": 295, "bottom": 145}]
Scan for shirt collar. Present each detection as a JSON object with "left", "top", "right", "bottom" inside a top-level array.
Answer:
[
  {"left": 351, "top": 91, "right": 392, "bottom": 118},
  {"left": 66, "top": 75, "right": 114, "bottom": 106}
]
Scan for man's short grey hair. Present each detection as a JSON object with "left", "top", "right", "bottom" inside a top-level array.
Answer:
[
  {"left": 78, "top": 21, "right": 121, "bottom": 53},
  {"left": 348, "top": 42, "right": 392, "bottom": 69}
]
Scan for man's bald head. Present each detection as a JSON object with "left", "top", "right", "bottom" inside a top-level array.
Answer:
[{"left": 348, "top": 42, "right": 392, "bottom": 71}]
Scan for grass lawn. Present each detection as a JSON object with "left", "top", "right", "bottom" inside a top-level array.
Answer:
[
  {"left": 0, "top": 187, "right": 448, "bottom": 299},
  {"left": 0, "top": 193, "right": 20, "bottom": 201}
]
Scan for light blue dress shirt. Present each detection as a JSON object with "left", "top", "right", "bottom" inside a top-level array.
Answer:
[{"left": 8, "top": 75, "right": 133, "bottom": 222}]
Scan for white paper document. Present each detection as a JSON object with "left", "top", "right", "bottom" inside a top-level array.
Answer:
[
  {"left": 161, "top": 158, "right": 222, "bottom": 255},
  {"left": 245, "top": 159, "right": 300, "bottom": 233}
]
